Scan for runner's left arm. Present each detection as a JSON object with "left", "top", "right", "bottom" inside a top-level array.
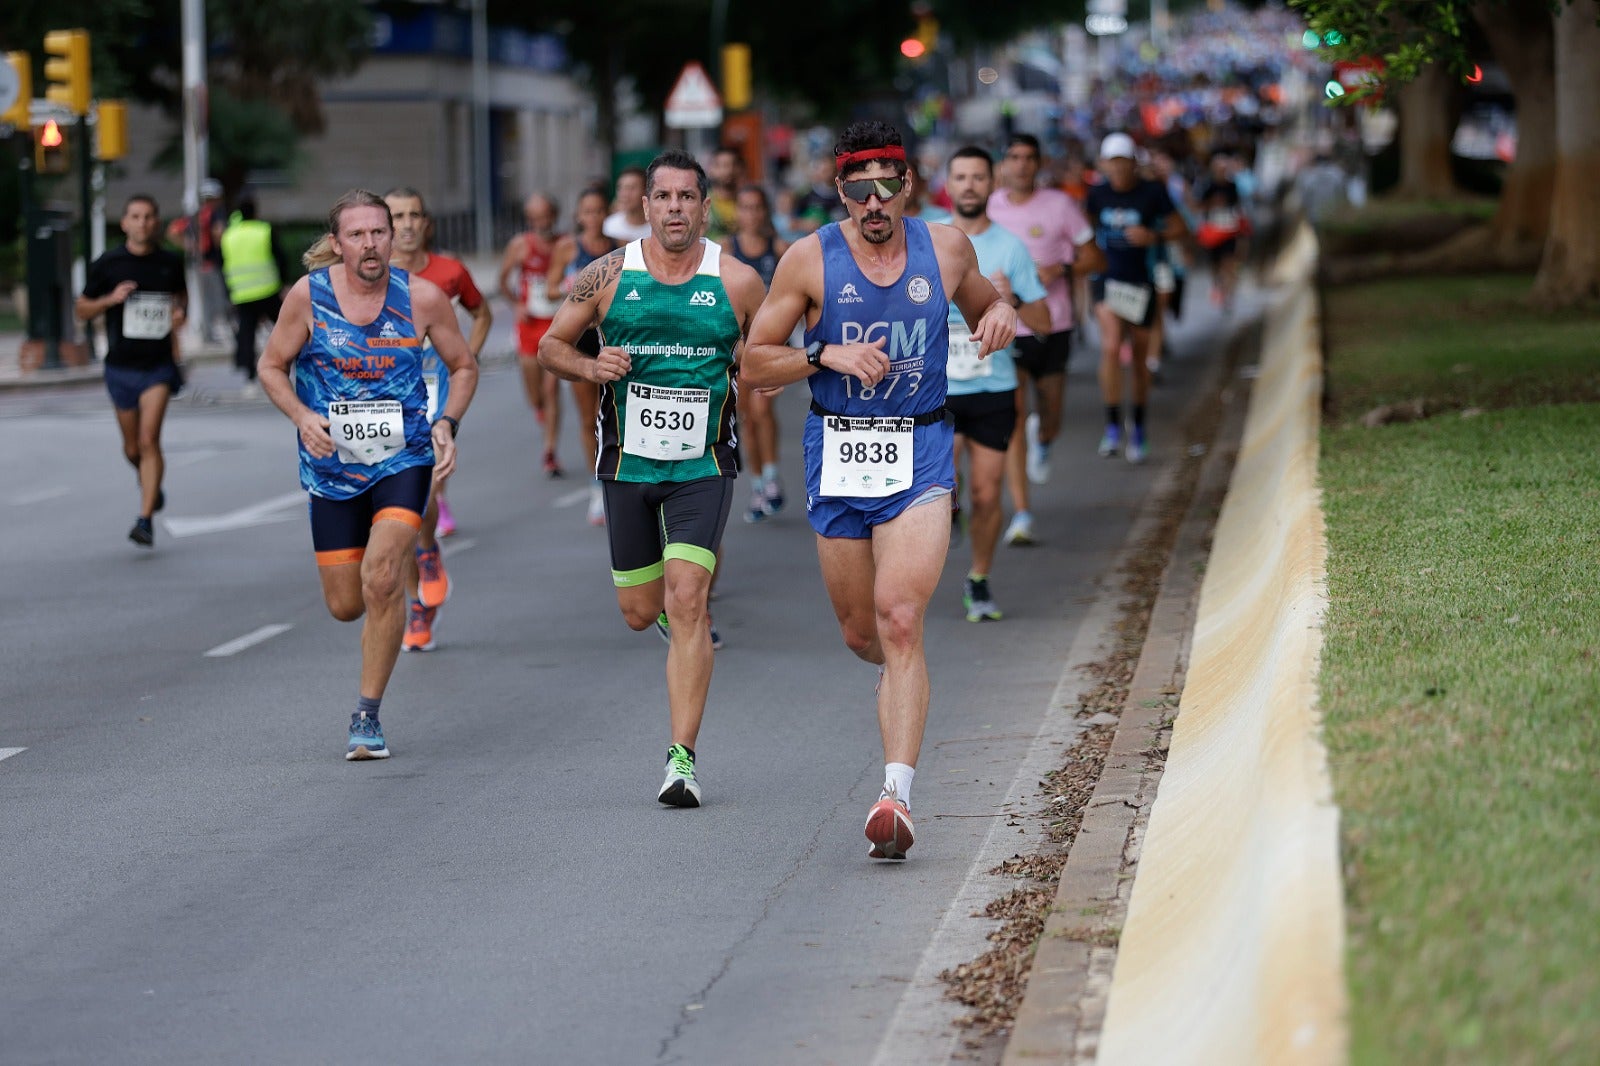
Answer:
[
  {"left": 720, "top": 256, "right": 768, "bottom": 372},
  {"left": 414, "top": 277, "right": 477, "bottom": 481},
  {"left": 539, "top": 249, "right": 629, "bottom": 384},
  {"left": 940, "top": 227, "right": 1017, "bottom": 358},
  {"left": 454, "top": 269, "right": 493, "bottom": 360}
]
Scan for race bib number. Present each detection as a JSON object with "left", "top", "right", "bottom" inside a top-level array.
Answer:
[
  {"left": 945, "top": 322, "right": 991, "bottom": 381},
  {"left": 422, "top": 372, "right": 442, "bottom": 422},
  {"left": 525, "top": 283, "right": 561, "bottom": 319},
  {"left": 1104, "top": 279, "right": 1152, "bottom": 325},
  {"left": 123, "top": 292, "right": 172, "bottom": 340},
  {"left": 623, "top": 382, "right": 710, "bottom": 461},
  {"left": 329, "top": 399, "right": 405, "bottom": 466},
  {"left": 1207, "top": 208, "right": 1242, "bottom": 231},
  {"left": 820, "top": 416, "right": 915, "bottom": 498}
]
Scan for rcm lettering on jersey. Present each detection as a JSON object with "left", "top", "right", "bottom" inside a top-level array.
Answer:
[{"left": 837, "top": 319, "right": 928, "bottom": 363}]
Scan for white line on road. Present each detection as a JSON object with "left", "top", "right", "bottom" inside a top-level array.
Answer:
[
  {"left": 554, "top": 488, "right": 590, "bottom": 508},
  {"left": 445, "top": 538, "right": 478, "bottom": 555},
  {"left": 205, "top": 624, "right": 294, "bottom": 658},
  {"left": 165, "top": 490, "right": 306, "bottom": 538},
  {"left": 0, "top": 748, "right": 26, "bottom": 763},
  {"left": 10, "top": 487, "right": 71, "bottom": 506}
]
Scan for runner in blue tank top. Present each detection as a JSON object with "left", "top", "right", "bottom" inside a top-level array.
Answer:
[
  {"left": 745, "top": 121, "right": 1018, "bottom": 861},
  {"left": 258, "top": 189, "right": 478, "bottom": 762}
]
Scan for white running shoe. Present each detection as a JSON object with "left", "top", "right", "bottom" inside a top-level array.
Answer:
[
  {"left": 1004, "top": 511, "right": 1036, "bottom": 547},
  {"left": 1025, "top": 413, "right": 1050, "bottom": 484}
]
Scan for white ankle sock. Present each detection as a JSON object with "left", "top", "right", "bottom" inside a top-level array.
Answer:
[{"left": 883, "top": 763, "right": 915, "bottom": 808}]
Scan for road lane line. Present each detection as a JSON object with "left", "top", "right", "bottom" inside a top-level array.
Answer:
[
  {"left": 553, "top": 488, "right": 590, "bottom": 508},
  {"left": 11, "top": 487, "right": 71, "bottom": 505},
  {"left": 205, "top": 624, "right": 294, "bottom": 658},
  {"left": 0, "top": 748, "right": 26, "bottom": 763},
  {"left": 166, "top": 490, "right": 307, "bottom": 538},
  {"left": 445, "top": 538, "right": 478, "bottom": 555}
]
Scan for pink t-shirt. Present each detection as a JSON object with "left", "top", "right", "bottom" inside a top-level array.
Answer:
[{"left": 987, "top": 187, "right": 1093, "bottom": 336}]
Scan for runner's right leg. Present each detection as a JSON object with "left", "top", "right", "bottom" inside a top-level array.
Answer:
[{"left": 1003, "top": 380, "right": 1035, "bottom": 545}]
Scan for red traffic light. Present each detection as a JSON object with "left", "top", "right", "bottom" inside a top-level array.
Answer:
[{"left": 40, "top": 119, "right": 64, "bottom": 148}]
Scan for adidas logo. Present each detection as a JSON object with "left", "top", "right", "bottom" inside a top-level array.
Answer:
[
  {"left": 688, "top": 290, "right": 717, "bottom": 307},
  {"left": 625, "top": 288, "right": 642, "bottom": 301}
]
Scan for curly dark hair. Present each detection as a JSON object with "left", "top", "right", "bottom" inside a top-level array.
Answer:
[{"left": 832, "top": 120, "right": 907, "bottom": 180}]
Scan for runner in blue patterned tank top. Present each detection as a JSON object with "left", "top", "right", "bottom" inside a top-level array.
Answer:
[
  {"left": 258, "top": 189, "right": 478, "bottom": 762},
  {"left": 745, "top": 121, "right": 1017, "bottom": 860}
]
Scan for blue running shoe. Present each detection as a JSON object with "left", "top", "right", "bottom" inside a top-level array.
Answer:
[
  {"left": 1098, "top": 425, "right": 1121, "bottom": 458},
  {"left": 762, "top": 476, "right": 785, "bottom": 515},
  {"left": 1125, "top": 426, "right": 1148, "bottom": 465},
  {"left": 346, "top": 712, "right": 390, "bottom": 761}
]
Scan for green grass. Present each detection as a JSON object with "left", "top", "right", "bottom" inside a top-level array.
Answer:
[
  {"left": 1325, "top": 274, "right": 1600, "bottom": 420},
  {"left": 1320, "top": 195, "right": 1497, "bottom": 238},
  {"left": 1321, "top": 277, "right": 1600, "bottom": 1064}
]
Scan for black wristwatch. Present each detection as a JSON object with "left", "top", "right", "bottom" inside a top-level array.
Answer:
[
  {"left": 805, "top": 340, "right": 827, "bottom": 369},
  {"left": 433, "top": 415, "right": 460, "bottom": 438}
]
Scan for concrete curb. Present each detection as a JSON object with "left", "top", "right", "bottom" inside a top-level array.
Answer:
[
  {"left": 1002, "top": 296, "right": 1256, "bottom": 1066},
  {"left": 1095, "top": 223, "right": 1345, "bottom": 1065}
]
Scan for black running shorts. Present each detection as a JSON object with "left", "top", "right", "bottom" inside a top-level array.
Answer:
[
  {"left": 603, "top": 476, "right": 734, "bottom": 586},
  {"left": 946, "top": 389, "right": 1019, "bottom": 454}
]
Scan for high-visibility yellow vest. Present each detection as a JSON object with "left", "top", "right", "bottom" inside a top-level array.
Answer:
[{"left": 221, "top": 217, "right": 281, "bottom": 304}]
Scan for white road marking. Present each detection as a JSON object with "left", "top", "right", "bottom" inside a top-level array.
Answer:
[
  {"left": 204, "top": 624, "right": 293, "bottom": 658},
  {"left": 444, "top": 538, "right": 478, "bottom": 555},
  {"left": 0, "top": 748, "right": 26, "bottom": 763},
  {"left": 165, "top": 490, "right": 306, "bottom": 538},
  {"left": 11, "top": 487, "right": 71, "bottom": 505},
  {"left": 554, "top": 488, "right": 590, "bottom": 508},
  {"left": 168, "top": 448, "right": 221, "bottom": 468}
]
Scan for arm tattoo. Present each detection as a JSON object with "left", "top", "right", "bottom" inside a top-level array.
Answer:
[{"left": 569, "top": 249, "right": 625, "bottom": 304}]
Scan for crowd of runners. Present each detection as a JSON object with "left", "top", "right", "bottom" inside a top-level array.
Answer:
[{"left": 78, "top": 115, "right": 1258, "bottom": 862}]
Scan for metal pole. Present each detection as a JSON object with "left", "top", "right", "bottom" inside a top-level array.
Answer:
[
  {"left": 181, "top": 0, "right": 208, "bottom": 347},
  {"left": 470, "top": 0, "right": 493, "bottom": 256},
  {"left": 90, "top": 161, "right": 105, "bottom": 261},
  {"left": 77, "top": 114, "right": 91, "bottom": 266}
]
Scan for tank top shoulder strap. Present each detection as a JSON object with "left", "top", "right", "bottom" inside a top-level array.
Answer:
[
  {"left": 696, "top": 239, "right": 722, "bottom": 276},
  {"left": 622, "top": 238, "right": 647, "bottom": 272}
]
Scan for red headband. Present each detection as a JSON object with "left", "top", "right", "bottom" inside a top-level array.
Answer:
[{"left": 835, "top": 146, "right": 907, "bottom": 171}]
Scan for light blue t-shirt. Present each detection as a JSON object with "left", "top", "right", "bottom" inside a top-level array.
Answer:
[{"left": 945, "top": 222, "right": 1046, "bottom": 396}]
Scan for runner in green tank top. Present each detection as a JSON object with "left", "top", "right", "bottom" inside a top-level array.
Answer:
[
  {"left": 594, "top": 230, "right": 741, "bottom": 483},
  {"left": 539, "top": 149, "right": 767, "bottom": 809}
]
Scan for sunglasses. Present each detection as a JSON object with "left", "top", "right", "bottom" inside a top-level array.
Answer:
[{"left": 839, "top": 177, "right": 905, "bottom": 204}]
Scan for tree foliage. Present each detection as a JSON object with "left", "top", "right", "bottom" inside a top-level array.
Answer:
[
  {"left": 1, "top": 0, "right": 369, "bottom": 189},
  {"left": 489, "top": 0, "right": 1095, "bottom": 127}
]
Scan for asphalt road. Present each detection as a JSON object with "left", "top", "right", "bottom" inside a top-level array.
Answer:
[{"left": 0, "top": 291, "right": 1247, "bottom": 1065}]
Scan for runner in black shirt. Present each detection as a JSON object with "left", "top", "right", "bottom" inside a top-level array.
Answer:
[
  {"left": 1084, "top": 134, "right": 1187, "bottom": 464},
  {"left": 77, "top": 195, "right": 188, "bottom": 548}
]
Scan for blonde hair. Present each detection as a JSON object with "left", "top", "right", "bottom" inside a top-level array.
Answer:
[{"left": 301, "top": 188, "right": 393, "bottom": 270}]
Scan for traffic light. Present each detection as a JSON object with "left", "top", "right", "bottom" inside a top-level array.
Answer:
[
  {"left": 3, "top": 52, "right": 30, "bottom": 128},
  {"left": 901, "top": 16, "right": 938, "bottom": 61},
  {"left": 43, "top": 29, "right": 91, "bottom": 116},
  {"left": 721, "top": 44, "right": 751, "bottom": 111},
  {"left": 36, "top": 118, "right": 69, "bottom": 174},
  {"left": 97, "top": 99, "right": 127, "bottom": 160}
]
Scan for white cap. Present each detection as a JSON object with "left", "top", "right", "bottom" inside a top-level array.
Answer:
[
  {"left": 1099, "top": 132, "right": 1137, "bottom": 161},
  {"left": 200, "top": 178, "right": 223, "bottom": 198}
]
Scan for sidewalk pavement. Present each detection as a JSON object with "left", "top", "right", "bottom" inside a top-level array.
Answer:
[{"left": 0, "top": 330, "right": 237, "bottom": 392}]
